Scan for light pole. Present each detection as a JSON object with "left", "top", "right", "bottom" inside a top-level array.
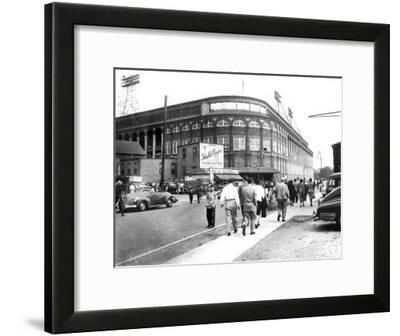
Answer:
[
  {"left": 316, "top": 151, "right": 322, "bottom": 179},
  {"left": 160, "top": 95, "right": 167, "bottom": 188}
]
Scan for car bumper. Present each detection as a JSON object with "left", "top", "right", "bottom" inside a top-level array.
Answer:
[
  {"left": 317, "top": 212, "right": 337, "bottom": 221},
  {"left": 125, "top": 203, "right": 137, "bottom": 209}
]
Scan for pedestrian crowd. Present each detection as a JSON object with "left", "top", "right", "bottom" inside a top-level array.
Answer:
[
  {"left": 115, "top": 176, "right": 319, "bottom": 236},
  {"left": 200, "top": 176, "right": 318, "bottom": 237}
]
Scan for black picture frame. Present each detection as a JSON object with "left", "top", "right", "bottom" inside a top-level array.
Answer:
[{"left": 45, "top": 2, "right": 390, "bottom": 333}]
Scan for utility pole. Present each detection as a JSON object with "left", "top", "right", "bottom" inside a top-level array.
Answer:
[{"left": 160, "top": 95, "right": 168, "bottom": 188}]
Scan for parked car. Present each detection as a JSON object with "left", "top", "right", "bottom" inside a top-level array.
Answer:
[
  {"left": 323, "top": 172, "right": 341, "bottom": 197},
  {"left": 315, "top": 186, "right": 341, "bottom": 226},
  {"left": 164, "top": 182, "right": 179, "bottom": 194},
  {"left": 125, "top": 191, "right": 178, "bottom": 211}
]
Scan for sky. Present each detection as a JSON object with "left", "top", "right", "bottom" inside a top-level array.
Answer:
[{"left": 115, "top": 69, "right": 342, "bottom": 169}]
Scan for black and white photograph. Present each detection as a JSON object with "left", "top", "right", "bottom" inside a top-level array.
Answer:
[{"left": 114, "top": 69, "right": 342, "bottom": 267}]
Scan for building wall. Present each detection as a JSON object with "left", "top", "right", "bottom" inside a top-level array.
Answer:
[
  {"left": 116, "top": 96, "right": 314, "bottom": 181},
  {"left": 177, "top": 143, "right": 201, "bottom": 179},
  {"left": 137, "top": 159, "right": 177, "bottom": 183}
]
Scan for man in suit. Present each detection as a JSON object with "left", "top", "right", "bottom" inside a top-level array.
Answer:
[{"left": 240, "top": 177, "right": 257, "bottom": 236}]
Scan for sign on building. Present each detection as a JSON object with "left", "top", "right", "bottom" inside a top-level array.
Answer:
[{"left": 199, "top": 143, "right": 224, "bottom": 169}]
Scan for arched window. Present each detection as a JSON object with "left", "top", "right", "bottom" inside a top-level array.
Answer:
[
  {"left": 172, "top": 126, "right": 180, "bottom": 133},
  {"left": 182, "top": 123, "right": 190, "bottom": 132},
  {"left": 117, "top": 134, "right": 123, "bottom": 140},
  {"left": 233, "top": 119, "right": 246, "bottom": 127},
  {"left": 248, "top": 120, "right": 260, "bottom": 128},
  {"left": 203, "top": 120, "right": 213, "bottom": 128},
  {"left": 192, "top": 121, "right": 201, "bottom": 130},
  {"left": 262, "top": 122, "right": 271, "bottom": 130},
  {"left": 124, "top": 134, "right": 129, "bottom": 141},
  {"left": 216, "top": 119, "right": 229, "bottom": 127},
  {"left": 166, "top": 127, "right": 171, "bottom": 134}
]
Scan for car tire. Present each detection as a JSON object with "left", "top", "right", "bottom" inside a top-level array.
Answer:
[
  {"left": 166, "top": 198, "right": 173, "bottom": 207},
  {"left": 137, "top": 201, "right": 147, "bottom": 211}
]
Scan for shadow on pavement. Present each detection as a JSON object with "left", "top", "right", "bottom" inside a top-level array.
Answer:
[{"left": 308, "top": 222, "right": 341, "bottom": 232}]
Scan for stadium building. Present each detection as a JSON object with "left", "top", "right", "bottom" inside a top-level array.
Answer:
[{"left": 115, "top": 95, "right": 313, "bottom": 182}]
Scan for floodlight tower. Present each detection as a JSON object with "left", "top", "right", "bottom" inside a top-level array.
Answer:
[{"left": 118, "top": 74, "right": 140, "bottom": 116}]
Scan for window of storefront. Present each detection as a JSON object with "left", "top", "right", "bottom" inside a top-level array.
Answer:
[
  {"left": 217, "top": 135, "right": 230, "bottom": 150},
  {"left": 203, "top": 136, "right": 213, "bottom": 143},
  {"left": 233, "top": 136, "right": 246, "bottom": 151},
  {"left": 172, "top": 126, "right": 180, "bottom": 133},
  {"left": 263, "top": 137, "right": 271, "bottom": 152},
  {"left": 249, "top": 137, "right": 260, "bottom": 151},
  {"left": 182, "top": 123, "right": 190, "bottom": 131},
  {"left": 193, "top": 147, "right": 197, "bottom": 161},
  {"left": 172, "top": 141, "right": 179, "bottom": 154}
]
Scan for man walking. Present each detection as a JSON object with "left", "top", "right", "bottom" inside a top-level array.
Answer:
[
  {"left": 240, "top": 177, "right": 257, "bottom": 236},
  {"left": 294, "top": 178, "right": 300, "bottom": 204},
  {"left": 115, "top": 179, "right": 126, "bottom": 217},
  {"left": 196, "top": 186, "right": 202, "bottom": 203},
  {"left": 188, "top": 186, "right": 194, "bottom": 204},
  {"left": 238, "top": 178, "right": 248, "bottom": 227},
  {"left": 253, "top": 179, "right": 266, "bottom": 228},
  {"left": 275, "top": 177, "right": 290, "bottom": 222},
  {"left": 306, "top": 178, "right": 315, "bottom": 207},
  {"left": 220, "top": 182, "right": 240, "bottom": 236},
  {"left": 205, "top": 185, "right": 217, "bottom": 228}
]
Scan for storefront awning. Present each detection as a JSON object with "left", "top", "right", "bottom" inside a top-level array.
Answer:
[
  {"left": 238, "top": 167, "right": 280, "bottom": 174},
  {"left": 215, "top": 174, "right": 243, "bottom": 181}
]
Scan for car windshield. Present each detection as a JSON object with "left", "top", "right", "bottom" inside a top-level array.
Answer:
[{"left": 328, "top": 177, "right": 340, "bottom": 187}]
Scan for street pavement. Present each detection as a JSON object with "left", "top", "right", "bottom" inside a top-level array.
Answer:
[
  {"left": 115, "top": 195, "right": 228, "bottom": 265},
  {"left": 166, "top": 202, "right": 317, "bottom": 265},
  {"left": 115, "top": 192, "right": 333, "bottom": 266}
]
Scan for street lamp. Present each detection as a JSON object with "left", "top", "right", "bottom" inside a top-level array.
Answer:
[{"left": 316, "top": 151, "right": 322, "bottom": 179}]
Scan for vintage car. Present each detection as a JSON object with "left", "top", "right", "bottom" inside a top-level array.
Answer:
[
  {"left": 125, "top": 191, "right": 178, "bottom": 211},
  {"left": 323, "top": 172, "right": 341, "bottom": 197},
  {"left": 315, "top": 186, "right": 341, "bottom": 226}
]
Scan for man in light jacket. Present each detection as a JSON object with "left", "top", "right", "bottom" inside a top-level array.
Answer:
[
  {"left": 275, "top": 177, "right": 290, "bottom": 222},
  {"left": 240, "top": 177, "right": 257, "bottom": 236},
  {"left": 220, "top": 182, "right": 241, "bottom": 236}
]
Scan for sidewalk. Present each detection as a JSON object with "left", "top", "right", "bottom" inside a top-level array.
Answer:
[{"left": 165, "top": 202, "right": 316, "bottom": 265}]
